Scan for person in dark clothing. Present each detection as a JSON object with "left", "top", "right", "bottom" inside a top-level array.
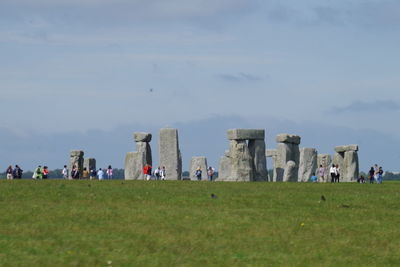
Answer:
[
  {"left": 13, "top": 165, "right": 23, "bottom": 179},
  {"left": 368, "top": 167, "right": 375, "bottom": 184}
]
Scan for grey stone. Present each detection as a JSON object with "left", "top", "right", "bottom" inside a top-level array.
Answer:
[
  {"left": 227, "top": 129, "right": 265, "bottom": 140},
  {"left": 335, "top": 145, "right": 359, "bottom": 153},
  {"left": 298, "top": 148, "right": 317, "bottom": 182},
  {"left": 124, "top": 151, "right": 146, "bottom": 180},
  {"left": 133, "top": 132, "right": 152, "bottom": 143},
  {"left": 218, "top": 156, "right": 231, "bottom": 181},
  {"left": 83, "top": 158, "right": 96, "bottom": 172},
  {"left": 69, "top": 150, "right": 84, "bottom": 179},
  {"left": 159, "top": 128, "right": 182, "bottom": 180},
  {"left": 189, "top": 156, "right": 208, "bottom": 181},
  {"left": 227, "top": 140, "right": 254, "bottom": 181},
  {"left": 248, "top": 139, "right": 268, "bottom": 181},
  {"left": 317, "top": 154, "right": 332, "bottom": 183},
  {"left": 276, "top": 134, "right": 301, "bottom": 145},
  {"left": 136, "top": 141, "right": 152, "bottom": 165},
  {"left": 283, "top": 160, "right": 297, "bottom": 182},
  {"left": 275, "top": 141, "right": 300, "bottom": 182},
  {"left": 266, "top": 149, "right": 277, "bottom": 157},
  {"left": 344, "top": 151, "right": 359, "bottom": 182}
]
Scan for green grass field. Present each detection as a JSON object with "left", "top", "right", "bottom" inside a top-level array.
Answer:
[{"left": 0, "top": 180, "right": 399, "bottom": 266}]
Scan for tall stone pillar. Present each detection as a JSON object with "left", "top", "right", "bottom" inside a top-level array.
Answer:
[
  {"left": 298, "top": 148, "right": 317, "bottom": 182},
  {"left": 189, "top": 156, "right": 208, "bottom": 181},
  {"left": 334, "top": 145, "right": 359, "bottom": 182},
  {"left": 228, "top": 140, "right": 254, "bottom": 181},
  {"left": 248, "top": 139, "right": 268, "bottom": 181},
  {"left": 159, "top": 128, "right": 182, "bottom": 180},
  {"left": 266, "top": 149, "right": 277, "bottom": 182},
  {"left": 317, "top": 154, "right": 332, "bottom": 183},
  {"left": 218, "top": 151, "right": 231, "bottom": 181},
  {"left": 69, "top": 150, "right": 84, "bottom": 179},
  {"left": 275, "top": 134, "right": 301, "bottom": 182},
  {"left": 83, "top": 158, "right": 96, "bottom": 172},
  {"left": 125, "top": 132, "right": 152, "bottom": 180}
]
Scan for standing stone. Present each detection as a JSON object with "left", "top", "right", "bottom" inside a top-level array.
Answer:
[
  {"left": 226, "top": 140, "right": 254, "bottom": 181},
  {"left": 189, "top": 156, "right": 208, "bottom": 181},
  {"left": 218, "top": 151, "right": 231, "bottom": 181},
  {"left": 298, "top": 148, "right": 318, "bottom": 182},
  {"left": 283, "top": 160, "right": 297, "bottom": 182},
  {"left": 248, "top": 139, "right": 268, "bottom": 181},
  {"left": 124, "top": 152, "right": 146, "bottom": 180},
  {"left": 69, "top": 150, "right": 84, "bottom": 179},
  {"left": 275, "top": 134, "right": 301, "bottom": 182},
  {"left": 83, "top": 158, "right": 96, "bottom": 172},
  {"left": 125, "top": 132, "right": 152, "bottom": 180},
  {"left": 317, "top": 154, "right": 332, "bottom": 183},
  {"left": 344, "top": 150, "right": 359, "bottom": 182},
  {"left": 159, "top": 128, "right": 182, "bottom": 180}
]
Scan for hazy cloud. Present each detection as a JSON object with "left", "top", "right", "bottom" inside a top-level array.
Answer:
[
  {"left": 218, "top": 73, "right": 263, "bottom": 82},
  {"left": 329, "top": 100, "right": 400, "bottom": 113}
]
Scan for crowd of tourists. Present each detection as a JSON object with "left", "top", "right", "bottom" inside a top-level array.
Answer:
[
  {"left": 5, "top": 165, "right": 23, "bottom": 179},
  {"left": 143, "top": 164, "right": 215, "bottom": 181}
]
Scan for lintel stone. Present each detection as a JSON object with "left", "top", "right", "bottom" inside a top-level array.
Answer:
[
  {"left": 227, "top": 129, "right": 265, "bottom": 140},
  {"left": 133, "top": 132, "right": 152, "bottom": 142},
  {"left": 276, "top": 134, "right": 301, "bottom": 144},
  {"left": 335, "top": 145, "right": 359, "bottom": 153}
]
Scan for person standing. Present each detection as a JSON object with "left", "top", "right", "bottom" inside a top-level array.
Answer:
[
  {"left": 378, "top": 166, "right": 384, "bottom": 184},
  {"left": 310, "top": 173, "right": 318, "bottom": 182},
  {"left": 42, "top": 166, "right": 49, "bottom": 179},
  {"left": 13, "top": 165, "right": 23, "bottom": 179},
  {"left": 97, "top": 168, "right": 104, "bottom": 180},
  {"left": 335, "top": 164, "right": 340, "bottom": 183},
  {"left": 6, "top": 165, "right": 13, "bottom": 180},
  {"left": 329, "top": 164, "right": 336, "bottom": 183},
  {"left": 154, "top": 167, "right": 161, "bottom": 180},
  {"left": 160, "top": 166, "right": 166, "bottom": 180},
  {"left": 34, "top": 165, "right": 43, "bottom": 179},
  {"left": 207, "top": 167, "right": 214, "bottom": 181},
  {"left": 82, "top": 168, "right": 89, "bottom": 179},
  {"left": 318, "top": 165, "right": 325, "bottom": 183},
  {"left": 71, "top": 165, "right": 80, "bottom": 179},
  {"left": 368, "top": 167, "right": 375, "bottom": 184},
  {"left": 62, "top": 165, "right": 68, "bottom": 179},
  {"left": 106, "top": 165, "right": 113, "bottom": 179},
  {"left": 374, "top": 164, "right": 379, "bottom": 183},
  {"left": 90, "top": 168, "right": 96, "bottom": 180},
  {"left": 143, "top": 164, "right": 152, "bottom": 181},
  {"left": 195, "top": 167, "right": 202, "bottom": 181}
]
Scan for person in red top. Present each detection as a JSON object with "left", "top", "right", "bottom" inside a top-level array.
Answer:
[
  {"left": 43, "top": 166, "right": 49, "bottom": 179},
  {"left": 143, "top": 164, "right": 152, "bottom": 181}
]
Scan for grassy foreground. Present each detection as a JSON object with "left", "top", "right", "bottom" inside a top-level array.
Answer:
[{"left": 0, "top": 180, "right": 399, "bottom": 266}]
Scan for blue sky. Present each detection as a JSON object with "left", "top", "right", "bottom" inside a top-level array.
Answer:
[{"left": 1, "top": 0, "right": 400, "bottom": 171}]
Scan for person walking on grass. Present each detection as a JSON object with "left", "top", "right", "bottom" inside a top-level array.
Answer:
[
  {"left": 13, "top": 165, "right": 23, "bottom": 179},
  {"left": 378, "top": 166, "right": 384, "bottom": 184},
  {"left": 207, "top": 166, "right": 214, "bottom": 181},
  {"left": 90, "top": 168, "right": 96, "bottom": 180},
  {"left": 71, "top": 165, "right": 79, "bottom": 179},
  {"left": 62, "top": 165, "right": 68, "bottom": 179},
  {"left": 318, "top": 164, "right": 325, "bottom": 183},
  {"left": 82, "top": 167, "right": 89, "bottom": 179},
  {"left": 143, "top": 164, "right": 152, "bottom": 181},
  {"left": 106, "top": 165, "right": 113, "bottom": 179},
  {"left": 374, "top": 164, "right": 379, "bottom": 183},
  {"left": 329, "top": 164, "right": 336, "bottom": 183},
  {"left": 335, "top": 164, "right": 340, "bottom": 183},
  {"left": 42, "top": 166, "right": 49, "bottom": 179},
  {"left": 154, "top": 167, "right": 161, "bottom": 180},
  {"left": 6, "top": 165, "right": 13, "bottom": 180},
  {"left": 368, "top": 167, "right": 375, "bottom": 184},
  {"left": 160, "top": 166, "right": 166, "bottom": 180},
  {"left": 34, "top": 165, "right": 43, "bottom": 179},
  {"left": 97, "top": 168, "right": 104, "bottom": 180},
  {"left": 195, "top": 167, "right": 202, "bottom": 181}
]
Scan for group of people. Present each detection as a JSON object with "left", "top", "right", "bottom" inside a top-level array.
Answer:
[
  {"left": 194, "top": 166, "right": 215, "bottom": 181},
  {"left": 5, "top": 165, "right": 23, "bottom": 179},
  {"left": 63, "top": 165, "right": 114, "bottom": 180},
  {"left": 146, "top": 165, "right": 166, "bottom": 180},
  {"left": 367, "top": 164, "right": 384, "bottom": 184}
]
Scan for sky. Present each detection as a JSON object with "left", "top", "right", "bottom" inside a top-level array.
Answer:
[{"left": 1, "top": 0, "right": 400, "bottom": 172}]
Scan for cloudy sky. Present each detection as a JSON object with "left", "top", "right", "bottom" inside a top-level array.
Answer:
[{"left": 1, "top": 0, "right": 400, "bottom": 172}]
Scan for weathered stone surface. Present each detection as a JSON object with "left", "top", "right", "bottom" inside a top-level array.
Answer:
[
  {"left": 335, "top": 145, "right": 359, "bottom": 153},
  {"left": 275, "top": 142, "right": 300, "bottom": 182},
  {"left": 298, "top": 148, "right": 317, "bottom": 182},
  {"left": 266, "top": 149, "right": 277, "bottom": 157},
  {"left": 227, "top": 129, "right": 265, "bottom": 140},
  {"left": 283, "top": 160, "right": 297, "bottom": 182},
  {"left": 124, "top": 151, "right": 145, "bottom": 180},
  {"left": 136, "top": 141, "right": 152, "bottom": 165},
  {"left": 189, "top": 156, "right": 208, "bottom": 181},
  {"left": 266, "top": 149, "right": 277, "bottom": 182},
  {"left": 83, "top": 158, "right": 96, "bottom": 172},
  {"left": 218, "top": 156, "right": 231, "bottom": 181},
  {"left": 159, "top": 128, "right": 182, "bottom": 180},
  {"left": 225, "top": 140, "right": 254, "bottom": 181},
  {"left": 276, "top": 134, "right": 301, "bottom": 145},
  {"left": 248, "top": 139, "right": 268, "bottom": 181},
  {"left": 69, "top": 150, "right": 84, "bottom": 178},
  {"left": 344, "top": 151, "right": 359, "bottom": 182},
  {"left": 317, "top": 154, "right": 332, "bottom": 183},
  {"left": 133, "top": 132, "right": 152, "bottom": 143}
]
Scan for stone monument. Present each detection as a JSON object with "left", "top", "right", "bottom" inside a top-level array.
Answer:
[
  {"left": 189, "top": 156, "right": 208, "bottom": 181},
  {"left": 298, "top": 148, "right": 317, "bottom": 182},
  {"left": 333, "top": 145, "right": 359, "bottom": 182},
  {"left": 125, "top": 132, "right": 152, "bottom": 180},
  {"left": 159, "top": 128, "right": 182, "bottom": 180},
  {"left": 69, "top": 150, "right": 84, "bottom": 179}
]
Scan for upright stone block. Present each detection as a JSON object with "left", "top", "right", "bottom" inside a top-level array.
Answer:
[
  {"left": 159, "top": 128, "right": 182, "bottom": 180},
  {"left": 227, "top": 140, "right": 254, "bottom": 181},
  {"left": 344, "top": 150, "right": 359, "bottom": 182},
  {"left": 218, "top": 156, "right": 231, "bottom": 181},
  {"left": 69, "top": 150, "right": 84, "bottom": 178},
  {"left": 298, "top": 148, "right": 317, "bottom": 182},
  {"left": 124, "top": 152, "right": 146, "bottom": 180},
  {"left": 83, "top": 158, "right": 96, "bottom": 172},
  {"left": 189, "top": 156, "right": 208, "bottom": 181},
  {"left": 136, "top": 142, "right": 152, "bottom": 166},
  {"left": 283, "top": 160, "right": 297, "bottom": 182},
  {"left": 248, "top": 139, "right": 268, "bottom": 181},
  {"left": 276, "top": 139, "right": 300, "bottom": 182},
  {"left": 317, "top": 154, "right": 332, "bottom": 183},
  {"left": 266, "top": 149, "right": 277, "bottom": 182}
]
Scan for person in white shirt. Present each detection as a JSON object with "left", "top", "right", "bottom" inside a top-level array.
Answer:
[
  {"left": 62, "top": 165, "right": 68, "bottom": 179},
  {"left": 97, "top": 168, "right": 104, "bottom": 180},
  {"left": 329, "top": 164, "right": 336, "bottom": 183},
  {"left": 160, "top": 166, "right": 166, "bottom": 180}
]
